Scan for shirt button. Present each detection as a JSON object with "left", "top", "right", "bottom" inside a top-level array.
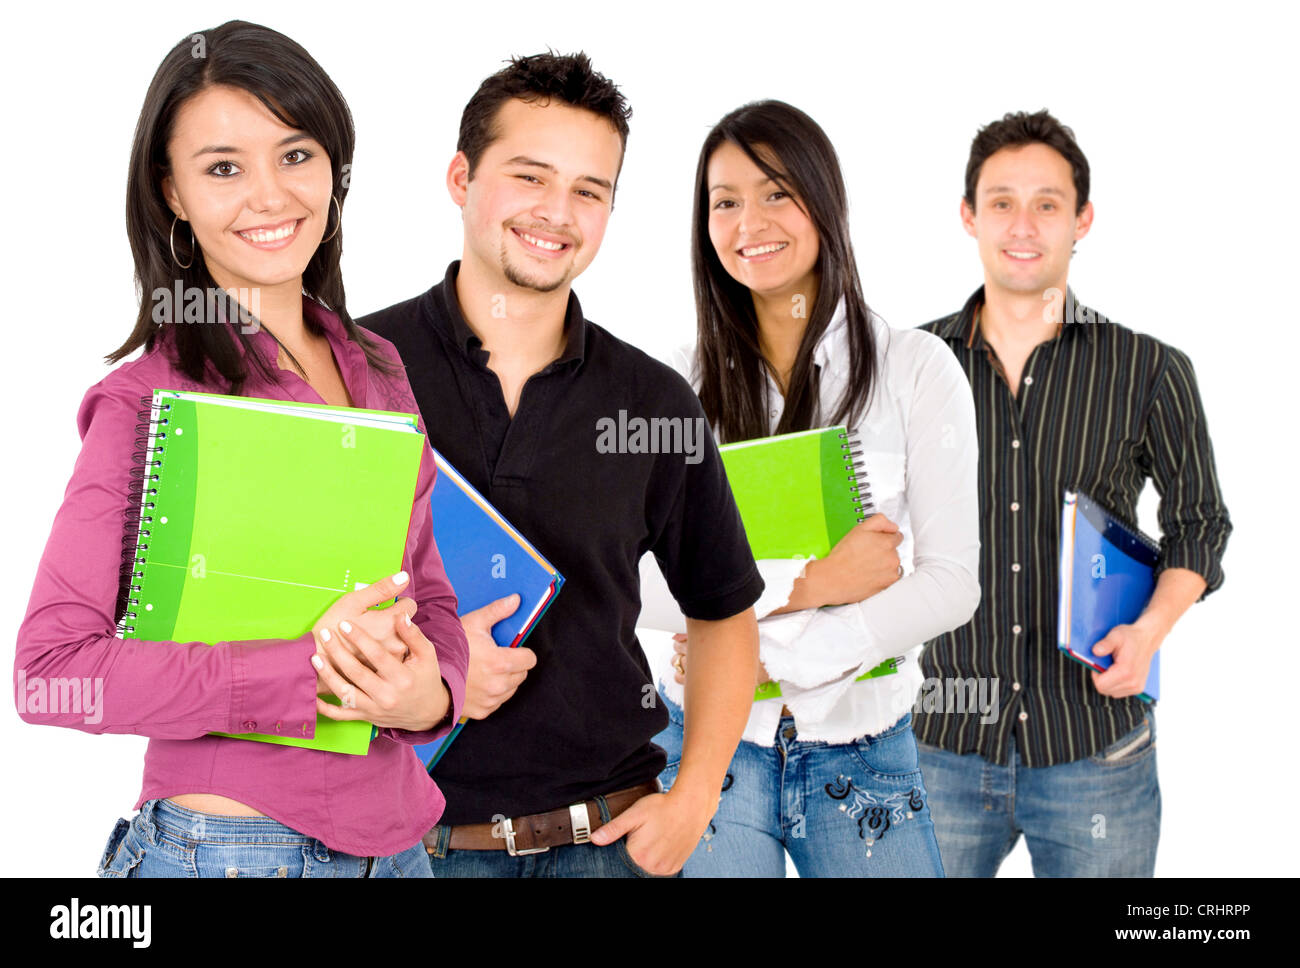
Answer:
[
  {"left": 1011, "top": 439, "right": 1021, "bottom": 449},
  {"left": 1018, "top": 711, "right": 1028, "bottom": 722},
  {"left": 1011, "top": 563, "right": 1021, "bottom": 573},
  {"left": 1013, "top": 682, "right": 1021, "bottom": 692},
  {"left": 301, "top": 723, "right": 311, "bottom": 736},
  {"left": 1023, "top": 376, "right": 1034, "bottom": 386},
  {"left": 1013, "top": 624, "right": 1022, "bottom": 634},
  {"left": 1010, "top": 502, "right": 1020, "bottom": 512},
  {"left": 274, "top": 721, "right": 284, "bottom": 733},
  {"left": 242, "top": 721, "right": 256, "bottom": 731}
]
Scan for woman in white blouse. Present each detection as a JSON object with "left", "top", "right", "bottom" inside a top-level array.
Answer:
[{"left": 653, "top": 100, "right": 980, "bottom": 876}]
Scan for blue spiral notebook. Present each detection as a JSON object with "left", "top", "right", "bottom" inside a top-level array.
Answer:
[
  {"left": 1057, "top": 489, "right": 1160, "bottom": 702},
  {"left": 414, "top": 450, "right": 565, "bottom": 769}
]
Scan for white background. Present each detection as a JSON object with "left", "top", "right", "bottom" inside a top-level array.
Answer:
[{"left": 1, "top": 0, "right": 1293, "bottom": 878}]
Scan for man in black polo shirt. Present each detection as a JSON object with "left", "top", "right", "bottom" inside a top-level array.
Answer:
[
  {"left": 360, "top": 53, "right": 761, "bottom": 877},
  {"left": 913, "top": 110, "right": 1231, "bottom": 876}
]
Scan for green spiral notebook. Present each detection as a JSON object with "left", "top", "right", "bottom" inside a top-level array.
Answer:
[
  {"left": 121, "top": 389, "right": 426, "bottom": 754},
  {"left": 717, "top": 425, "right": 875, "bottom": 558}
]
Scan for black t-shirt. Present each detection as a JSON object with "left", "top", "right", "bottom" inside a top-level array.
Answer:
[{"left": 360, "top": 262, "right": 763, "bottom": 824}]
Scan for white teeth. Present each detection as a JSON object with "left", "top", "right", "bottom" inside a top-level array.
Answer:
[
  {"left": 520, "top": 231, "right": 565, "bottom": 251},
  {"left": 240, "top": 222, "right": 297, "bottom": 243},
  {"left": 741, "top": 242, "right": 787, "bottom": 257},
  {"left": 1005, "top": 251, "right": 1040, "bottom": 260}
]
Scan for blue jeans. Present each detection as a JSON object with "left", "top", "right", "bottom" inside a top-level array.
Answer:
[
  {"left": 916, "top": 708, "right": 1160, "bottom": 877},
  {"left": 96, "top": 798, "right": 433, "bottom": 878},
  {"left": 652, "top": 693, "right": 944, "bottom": 877},
  {"left": 425, "top": 793, "right": 680, "bottom": 877}
]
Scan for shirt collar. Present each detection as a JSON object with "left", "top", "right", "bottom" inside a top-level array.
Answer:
[
  {"left": 812, "top": 296, "right": 849, "bottom": 368},
  {"left": 937, "top": 285, "right": 1097, "bottom": 348},
  {"left": 428, "top": 260, "right": 587, "bottom": 368}
]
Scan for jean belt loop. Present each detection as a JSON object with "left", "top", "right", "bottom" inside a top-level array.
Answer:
[
  {"left": 138, "top": 799, "right": 161, "bottom": 847},
  {"left": 435, "top": 824, "right": 451, "bottom": 859},
  {"left": 594, "top": 794, "right": 614, "bottom": 825}
]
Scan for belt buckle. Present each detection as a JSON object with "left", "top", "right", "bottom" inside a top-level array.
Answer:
[
  {"left": 501, "top": 817, "right": 549, "bottom": 857},
  {"left": 569, "top": 803, "right": 592, "bottom": 845}
]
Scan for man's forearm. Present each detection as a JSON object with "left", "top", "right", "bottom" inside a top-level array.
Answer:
[
  {"left": 1136, "top": 567, "right": 1208, "bottom": 642},
  {"left": 673, "top": 609, "right": 759, "bottom": 809}
]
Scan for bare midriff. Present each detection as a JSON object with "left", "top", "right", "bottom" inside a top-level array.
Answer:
[{"left": 168, "top": 794, "right": 265, "bottom": 817}]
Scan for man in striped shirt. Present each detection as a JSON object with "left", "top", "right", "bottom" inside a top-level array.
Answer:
[{"left": 913, "top": 110, "right": 1231, "bottom": 877}]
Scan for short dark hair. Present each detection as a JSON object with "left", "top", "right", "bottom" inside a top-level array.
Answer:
[
  {"left": 457, "top": 51, "right": 631, "bottom": 179},
  {"left": 964, "top": 109, "right": 1090, "bottom": 213}
]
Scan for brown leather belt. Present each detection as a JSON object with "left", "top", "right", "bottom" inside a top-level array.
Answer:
[{"left": 424, "top": 781, "right": 659, "bottom": 856}]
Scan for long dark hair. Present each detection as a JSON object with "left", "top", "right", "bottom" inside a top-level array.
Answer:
[
  {"left": 693, "top": 100, "right": 877, "bottom": 443},
  {"left": 109, "top": 20, "right": 396, "bottom": 392}
]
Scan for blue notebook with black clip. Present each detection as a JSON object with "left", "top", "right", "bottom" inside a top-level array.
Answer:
[
  {"left": 1057, "top": 489, "right": 1160, "bottom": 702},
  {"left": 414, "top": 450, "right": 565, "bottom": 769}
]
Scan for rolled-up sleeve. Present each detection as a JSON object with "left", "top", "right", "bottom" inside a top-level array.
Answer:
[{"left": 1143, "top": 347, "right": 1232, "bottom": 597}]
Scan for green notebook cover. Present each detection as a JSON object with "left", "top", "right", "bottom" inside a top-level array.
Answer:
[
  {"left": 123, "top": 390, "right": 426, "bottom": 754},
  {"left": 719, "top": 426, "right": 870, "bottom": 559}
]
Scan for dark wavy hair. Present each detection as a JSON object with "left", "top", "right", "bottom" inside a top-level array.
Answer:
[
  {"left": 458, "top": 51, "right": 631, "bottom": 182},
  {"left": 693, "top": 100, "right": 877, "bottom": 443},
  {"left": 108, "top": 20, "right": 396, "bottom": 392},
  {"left": 964, "top": 109, "right": 1090, "bottom": 213}
]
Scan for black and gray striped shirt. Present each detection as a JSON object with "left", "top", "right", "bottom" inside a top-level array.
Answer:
[{"left": 914, "top": 287, "right": 1231, "bottom": 766}]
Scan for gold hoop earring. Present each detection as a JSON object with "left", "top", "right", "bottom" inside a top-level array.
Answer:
[
  {"left": 321, "top": 195, "right": 342, "bottom": 245},
  {"left": 170, "top": 216, "right": 195, "bottom": 269}
]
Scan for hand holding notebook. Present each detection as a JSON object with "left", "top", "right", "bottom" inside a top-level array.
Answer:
[
  {"left": 458, "top": 593, "right": 538, "bottom": 719},
  {"left": 791, "top": 513, "right": 903, "bottom": 608},
  {"left": 412, "top": 449, "right": 564, "bottom": 770},
  {"left": 310, "top": 581, "right": 453, "bottom": 732},
  {"left": 1057, "top": 489, "right": 1161, "bottom": 702},
  {"left": 641, "top": 425, "right": 901, "bottom": 696}
]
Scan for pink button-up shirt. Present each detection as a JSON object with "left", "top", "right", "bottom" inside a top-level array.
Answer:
[{"left": 14, "top": 299, "right": 468, "bottom": 856}]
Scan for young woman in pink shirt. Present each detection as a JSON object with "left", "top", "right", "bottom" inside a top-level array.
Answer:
[{"left": 15, "top": 20, "right": 468, "bottom": 877}]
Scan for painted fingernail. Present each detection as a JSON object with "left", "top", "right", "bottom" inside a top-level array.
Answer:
[
  {"left": 311, "top": 655, "right": 323, "bottom": 670},
  {"left": 394, "top": 571, "right": 409, "bottom": 585},
  {"left": 320, "top": 629, "right": 332, "bottom": 643},
  {"left": 340, "top": 621, "right": 352, "bottom": 634}
]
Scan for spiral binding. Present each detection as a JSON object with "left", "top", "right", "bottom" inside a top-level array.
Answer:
[
  {"left": 839, "top": 428, "right": 875, "bottom": 520},
  {"left": 116, "top": 393, "right": 171, "bottom": 636},
  {"left": 1073, "top": 487, "right": 1161, "bottom": 558}
]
